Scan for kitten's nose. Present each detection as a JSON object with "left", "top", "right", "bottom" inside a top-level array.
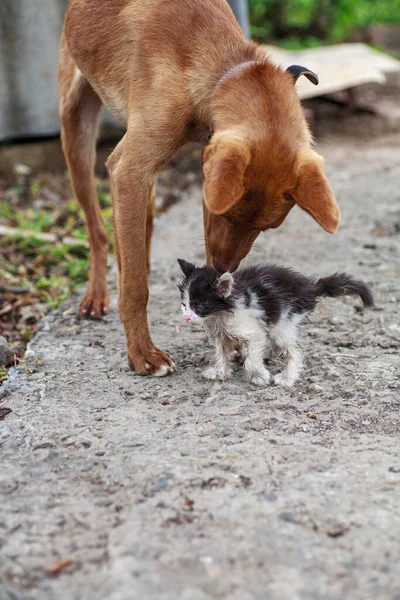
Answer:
[{"left": 184, "top": 316, "right": 191, "bottom": 322}]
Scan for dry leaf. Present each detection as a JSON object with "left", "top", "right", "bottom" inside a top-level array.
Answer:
[{"left": 45, "top": 558, "right": 74, "bottom": 575}]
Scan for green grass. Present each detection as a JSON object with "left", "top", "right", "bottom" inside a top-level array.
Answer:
[
  {"left": 0, "top": 184, "right": 113, "bottom": 314},
  {"left": 0, "top": 234, "right": 90, "bottom": 310}
]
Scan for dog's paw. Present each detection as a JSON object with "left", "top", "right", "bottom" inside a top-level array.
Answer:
[
  {"left": 249, "top": 369, "right": 272, "bottom": 387},
  {"left": 128, "top": 346, "right": 176, "bottom": 377},
  {"left": 80, "top": 287, "right": 110, "bottom": 319},
  {"left": 202, "top": 366, "right": 230, "bottom": 381},
  {"left": 274, "top": 372, "right": 296, "bottom": 388}
]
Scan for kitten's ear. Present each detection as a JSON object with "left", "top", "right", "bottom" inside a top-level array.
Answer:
[
  {"left": 215, "top": 272, "right": 233, "bottom": 298},
  {"left": 177, "top": 259, "right": 196, "bottom": 278}
]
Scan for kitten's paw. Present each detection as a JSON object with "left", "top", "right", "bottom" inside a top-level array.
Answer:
[
  {"left": 249, "top": 369, "right": 272, "bottom": 387},
  {"left": 274, "top": 372, "right": 296, "bottom": 388},
  {"left": 202, "top": 366, "right": 230, "bottom": 381}
]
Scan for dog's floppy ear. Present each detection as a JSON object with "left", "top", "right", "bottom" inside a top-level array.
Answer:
[
  {"left": 177, "top": 259, "right": 196, "bottom": 278},
  {"left": 287, "top": 65, "right": 319, "bottom": 86},
  {"left": 293, "top": 153, "right": 340, "bottom": 233},
  {"left": 215, "top": 272, "right": 233, "bottom": 298},
  {"left": 203, "top": 134, "right": 250, "bottom": 215}
]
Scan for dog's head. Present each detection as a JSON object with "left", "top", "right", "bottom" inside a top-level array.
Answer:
[{"left": 203, "top": 61, "right": 339, "bottom": 272}]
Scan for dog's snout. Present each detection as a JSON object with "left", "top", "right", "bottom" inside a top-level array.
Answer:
[
  {"left": 213, "top": 261, "right": 224, "bottom": 273},
  {"left": 213, "top": 260, "right": 238, "bottom": 273}
]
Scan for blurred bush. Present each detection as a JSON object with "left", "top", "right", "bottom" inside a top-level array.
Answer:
[{"left": 249, "top": 0, "right": 400, "bottom": 46}]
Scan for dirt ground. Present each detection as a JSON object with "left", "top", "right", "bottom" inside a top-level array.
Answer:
[{"left": 1, "top": 123, "right": 400, "bottom": 600}]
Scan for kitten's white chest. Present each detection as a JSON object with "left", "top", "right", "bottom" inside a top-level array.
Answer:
[{"left": 229, "top": 302, "right": 266, "bottom": 342}]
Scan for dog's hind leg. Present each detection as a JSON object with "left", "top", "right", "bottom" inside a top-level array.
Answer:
[
  {"left": 146, "top": 181, "right": 157, "bottom": 275},
  {"left": 59, "top": 29, "right": 109, "bottom": 318}
]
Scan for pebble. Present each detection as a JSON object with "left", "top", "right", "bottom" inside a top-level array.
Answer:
[
  {"left": 260, "top": 493, "right": 277, "bottom": 502},
  {"left": 199, "top": 555, "right": 213, "bottom": 565},
  {"left": 153, "top": 477, "right": 169, "bottom": 491},
  {"left": 389, "top": 466, "right": 400, "bottom": 473},
  {"left": 181, "top": 449, "right": 190, "bottom": 456},
  {"left": 310, "top": 384, "right": 323, "bottom": 392},
  {"left": 0, "top": 336, "right": 14, "bottom": 367},
  {"left": 329, "top": 317, "right": 339, "bottom": 325}
]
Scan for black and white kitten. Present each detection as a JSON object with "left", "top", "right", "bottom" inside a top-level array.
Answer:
[{"left": 177, "top": 259, "right": 374, "bottom": 388}]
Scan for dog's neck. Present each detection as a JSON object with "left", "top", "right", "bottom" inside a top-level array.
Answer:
[
  {"left": 198, "top": 51, "right": 278, "bottom": 143},
  {"left": 188, "top": 41, "right": 267, "bottom": 137}
]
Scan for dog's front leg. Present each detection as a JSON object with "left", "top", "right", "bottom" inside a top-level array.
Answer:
[{"left": 107, "top": 134, "right": 176, "bottom": 377}]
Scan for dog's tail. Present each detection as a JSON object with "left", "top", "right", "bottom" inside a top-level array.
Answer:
[{"left": 315, "top": 273, "right": 375, "bottom": 307}]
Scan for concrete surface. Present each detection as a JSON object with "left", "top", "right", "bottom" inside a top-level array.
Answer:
[{"left": 1, "top": 134, "right": 400, "bottom": 600}]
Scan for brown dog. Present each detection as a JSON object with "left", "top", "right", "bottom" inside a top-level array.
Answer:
[{"left": 58, "top": 0, "right": 340, "bottom": 377}]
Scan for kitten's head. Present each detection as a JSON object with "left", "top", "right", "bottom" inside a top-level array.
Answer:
[{"left": 177, "top": 259, "right": 234, "bottom": 325}]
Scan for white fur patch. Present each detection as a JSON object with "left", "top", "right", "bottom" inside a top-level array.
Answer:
[
  {"left": 270, "top": 311, "right": 305, "bottom": 386},
  {"left": 229, "top": 300, "right": 272, "bottom": 386},
  {"left": 154, "top": 364, "right": 173, "bottom": 377},
  {"left": 202, "top": 337, "right": 232, "bottom": 381},
  {"left": 181, "top": 288, "right": 202, "bottom": 325}
]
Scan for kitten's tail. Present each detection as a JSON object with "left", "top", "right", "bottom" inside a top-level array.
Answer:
[{"left": 314, "top": 273, "right": 375, "bottom": 307}]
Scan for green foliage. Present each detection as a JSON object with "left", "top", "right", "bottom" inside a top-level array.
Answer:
[
  {"left": 0, "top": 233, "right": 90, "bottom": 310},
  {"left": 0, "top": 196, "right": 96, "bottom": 312},
  {"left": 248, "top": 0, "right": 400, "bottom": 43},
  {"left": 0, "top": 177, "right": 113, "bottom": 350}
]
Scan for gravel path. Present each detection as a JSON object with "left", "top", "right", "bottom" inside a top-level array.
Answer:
[{"left": 1, "top": 134, "right": 400, "bottom": 600}]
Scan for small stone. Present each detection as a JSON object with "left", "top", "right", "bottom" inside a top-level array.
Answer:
[
  {"left": 221, "top": 428, "right": 232, "bottom": 437},
  {"left": 279, "top": 512, "right": 301, "bottom": 525},
  {"left": 153, "top": 477, "right": 169, "bottom": 491},
  {"left": 0, "top": 337, "right": 14, "bottom": 367},
  {"left": 329, "top": 317, "right": 339, "bottom": 325},
  {"left": 260, "top": 493, "right": 277, "bottom": 502},
  {"left": 199, "top": 555, "right": 213, "bottom": 565},
  {"left": 180, "top": 449, "right": 190, "bottom": 457},
  {"left": 310, "top": 384, "right": 323, "bottom": 393},
  {"left": 389, "top": 466, "right": 400, "bottom": 473}
]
